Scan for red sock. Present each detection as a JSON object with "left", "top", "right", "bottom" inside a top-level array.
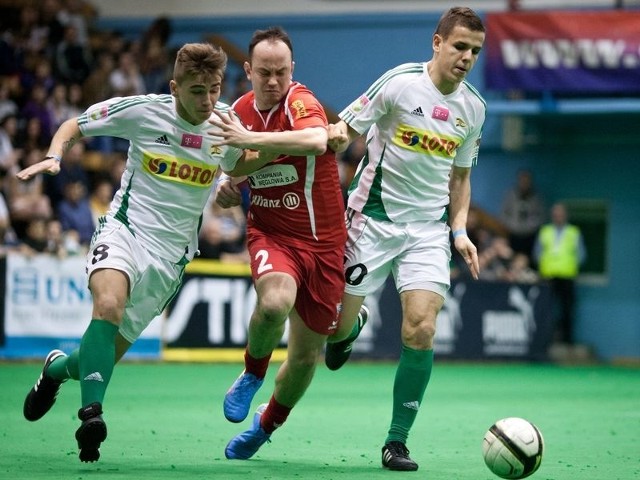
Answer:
[
  {"left": 260, "top": 395, "right": 292, "bottom": 434},
  {"left": 244, "top": 349, "right": 271, "bottom": 379}
]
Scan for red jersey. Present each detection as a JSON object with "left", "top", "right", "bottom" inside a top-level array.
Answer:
[{"left": 233, "top": 82, "right": 346, "bottom": 251}]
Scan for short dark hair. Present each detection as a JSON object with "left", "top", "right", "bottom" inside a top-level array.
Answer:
[
  {"left": 248, "top": 26, "right": 293, "bottom": 60},
  {"left": 173, "top": 42, "right": 227, "bottom": 83},
  {"left": 435, "top": 7, "right": 485, "bottom": 39}
]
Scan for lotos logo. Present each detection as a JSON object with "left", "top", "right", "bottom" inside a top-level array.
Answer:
[
  {"left": 144, "top": 152, "right": 216, "bottom": 187},
  {"left": 394, "top": 123, "right": 460, "bottom": 157}
]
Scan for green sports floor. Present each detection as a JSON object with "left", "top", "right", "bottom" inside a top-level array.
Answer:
[{"left": 1, "top": 361, "right": 638, "bottom": 480}]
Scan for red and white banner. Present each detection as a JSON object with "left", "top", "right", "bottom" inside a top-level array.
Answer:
[{"left": 485, "top": 11, "right": 640, "bottom": 93}]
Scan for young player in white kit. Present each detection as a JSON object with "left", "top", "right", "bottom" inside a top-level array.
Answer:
[
  {"left": 17, "top": 43, "right": 247, "bottom": 463},
  {"left": 325, "top": 7, "right": 485, "bottom": 472}
]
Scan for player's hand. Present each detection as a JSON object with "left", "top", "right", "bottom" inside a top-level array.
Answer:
[
  {"left": 454, "top": 235, "right": 480, "bottom": 280},
  {"left": 215, "top": 176, "right": 243, "bottom": 208},
  {"left": 327, "top": 122, "right": 350, "bottom": 153},
  {"left": 15, "top": 157, "right": 61, "bottom": 181},
  {"left": 208, "top": 110, "right": 254, "bottom": 149}
]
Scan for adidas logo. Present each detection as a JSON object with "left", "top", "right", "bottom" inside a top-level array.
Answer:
[
  {"left": 403, "top": 401, "right": 420, "bottom": 411},
  {"left": 155, "top": 134, "right": 170, "bottom": 145},
  {"left": 410, "top": 107, "right": 424, "bottom": 117},
  {"left": 83, "top": 372, "right": 104, "bottom": 382}
]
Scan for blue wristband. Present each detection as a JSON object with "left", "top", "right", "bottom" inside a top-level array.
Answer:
[{"left": 452, "top": 229, "right": 467, "bottom": 239}]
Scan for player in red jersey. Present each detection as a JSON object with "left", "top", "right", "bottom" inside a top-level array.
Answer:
[{"left": 209, "top": 26, "right": 346, "bottom": 460}]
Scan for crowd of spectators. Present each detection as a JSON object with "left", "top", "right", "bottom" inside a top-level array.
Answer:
[
  {"left": 449, "top": 169, "right": 547, "bottom": 285},
  {"left": 0, "top": 0, "right": 253, "bottom": 261}
]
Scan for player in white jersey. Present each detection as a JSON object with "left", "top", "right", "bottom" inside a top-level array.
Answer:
[
  {"left": 17, "top": 43, "right": 248, "bottom": 463},
  {"left": 325, "top": 7, "right": 484, "bottom": 472}
]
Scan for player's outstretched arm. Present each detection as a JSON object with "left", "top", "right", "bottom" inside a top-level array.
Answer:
[
  {"left": 209, "top": 110, "right": 326, "bottom": 156},
  {"left": 15, "top": 118, "right": 83, "bottom": 181}
]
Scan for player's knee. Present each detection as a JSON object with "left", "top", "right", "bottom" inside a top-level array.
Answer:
[
  {"left": 92, "top": 294, "right": 125, "bottom": 325},
  {"left": 257, "top": 294, "right": 294, "bottom": 323},
  {"left": 402, "top": 316, "right": 436, "bottom": 347}
]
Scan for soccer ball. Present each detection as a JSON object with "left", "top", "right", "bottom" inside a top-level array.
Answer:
[{"left": 482, "top": 417, "right": 544, "bottom": 479}]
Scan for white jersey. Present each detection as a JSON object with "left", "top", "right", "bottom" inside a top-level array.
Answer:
[
  {"left": 78, "top": 94, "right": 243, "bottom": 263},
  {"left": 340, "top": 62, "right": 486, "bottom": 223}
]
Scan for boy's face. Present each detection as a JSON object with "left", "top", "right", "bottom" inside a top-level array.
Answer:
[
  {"left": 172, "top": 72, "right": 223, "bottom": 125},
  {"left": 433, "top": 24, "right": 485, "bottom": 91}
]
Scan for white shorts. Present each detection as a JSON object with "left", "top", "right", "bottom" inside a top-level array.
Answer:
[
  {"left": 343, "top": 209, "right": 451, "bottom": 298},
  {"left": 86, "top": 218, "right": 185, "bottom": 343}
]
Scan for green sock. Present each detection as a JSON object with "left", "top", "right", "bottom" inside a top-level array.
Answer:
[
  {"left": 46, "top": 349, "right": 80, "bottom": 381},
  {"left": 79, "top": 320, "right": 119, "bottom": 407},
  {"left": 345, "top": 316, "right": 362, "bottom": 342},
  {"left": 385, "top": 346, "right": 434, "bottom": 444}
]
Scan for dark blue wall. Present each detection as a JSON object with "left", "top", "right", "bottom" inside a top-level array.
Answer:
[{"left": 96, "top": 13, "right": 640, "bottom": 361}]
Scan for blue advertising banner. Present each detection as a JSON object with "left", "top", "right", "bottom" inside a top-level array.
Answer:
[{"left": 0, "top": 253, "right": 161, "bottom": 359}]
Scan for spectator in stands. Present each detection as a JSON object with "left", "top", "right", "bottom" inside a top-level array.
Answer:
[
  {"left": 15, "top": 117, "right": 49, "bottom": 152},
  {"left": 67, "top": 83, "right": 85, "bottom": 117},
  {"left": 198, "top": 216, "right": 249, "bottom": 263},
  {"left": 0, "top": 191, "right": 12, "bottom": 251},
  {"left": 18, "top": 217, "right": 49, "bottom": 255},
  {"left": 45, "top": 218, "right": 76, "bottom": 257},
  {"left": 478, "top": 235, "right": 514, "bottom": 282},
  {"left": 20, "top": 83, "right": 55, "bottom": 143},
  {"left": 5, "top": 147, "right": 53, "bottom": 226},
  {"left": 57, "top": 179, "right": 94, "bottom": 246},
  {"left": 88, "top": 177, "right": 114, "bottom": 227},
  {"left": 0, "top": 113, "right": 20, "bottom": 176},
  {"left": 505, "top": 252, "right": 538, "bottom": 284},
  {"left": 54, "top": 24, "right": 93, "bottom": 85},
  {"left": 44, "top": 140, "right": 90, "bottom": 209},
  {"left": 0, "top": 79, "right": 19, "bottom": 122},
  {"left": 25, "top": 55, "right": 57, "bottom": 94},
  {"left": 47, "top": 83, "right": 74, "bottom": 131},
  {"left": 57, "top": 0, "right": 95, "bottom": 47},
  {"left": 109, "top": 50, "right": 146, "bottom": 97},
  {"left": 82, "top": 50, "right": 115, "bottom": 106},
  {"left": 500, "top": 169, "right": 545, "bottom": 257},
  {"left": 13, "top": 4, "right": 49, "bottom": 56},
  {"left": 533, "top": 202, "right": 586, "bottom": 354},
  {"left": 39, "top": 0, "right": 66, "bottom": 52},
  {"left": 139, "top": 17, "right": 172, "bottom": 94}
]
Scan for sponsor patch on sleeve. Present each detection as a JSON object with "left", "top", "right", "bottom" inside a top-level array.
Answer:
[{"left": 291, "top": 99, "right": 307, "bottom": 119}]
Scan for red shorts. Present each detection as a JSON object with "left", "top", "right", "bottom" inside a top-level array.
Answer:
[{"left": 247, "top": 231, "right": 345, "bottom": 335}]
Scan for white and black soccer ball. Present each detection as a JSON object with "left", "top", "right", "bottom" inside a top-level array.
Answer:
[{"left": 482, "top": 417, "right": 544, "bottom": 479}]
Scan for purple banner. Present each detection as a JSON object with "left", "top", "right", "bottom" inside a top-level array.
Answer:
[{"left": 485, "top": 11, "right": 640, "bottom": 93}]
